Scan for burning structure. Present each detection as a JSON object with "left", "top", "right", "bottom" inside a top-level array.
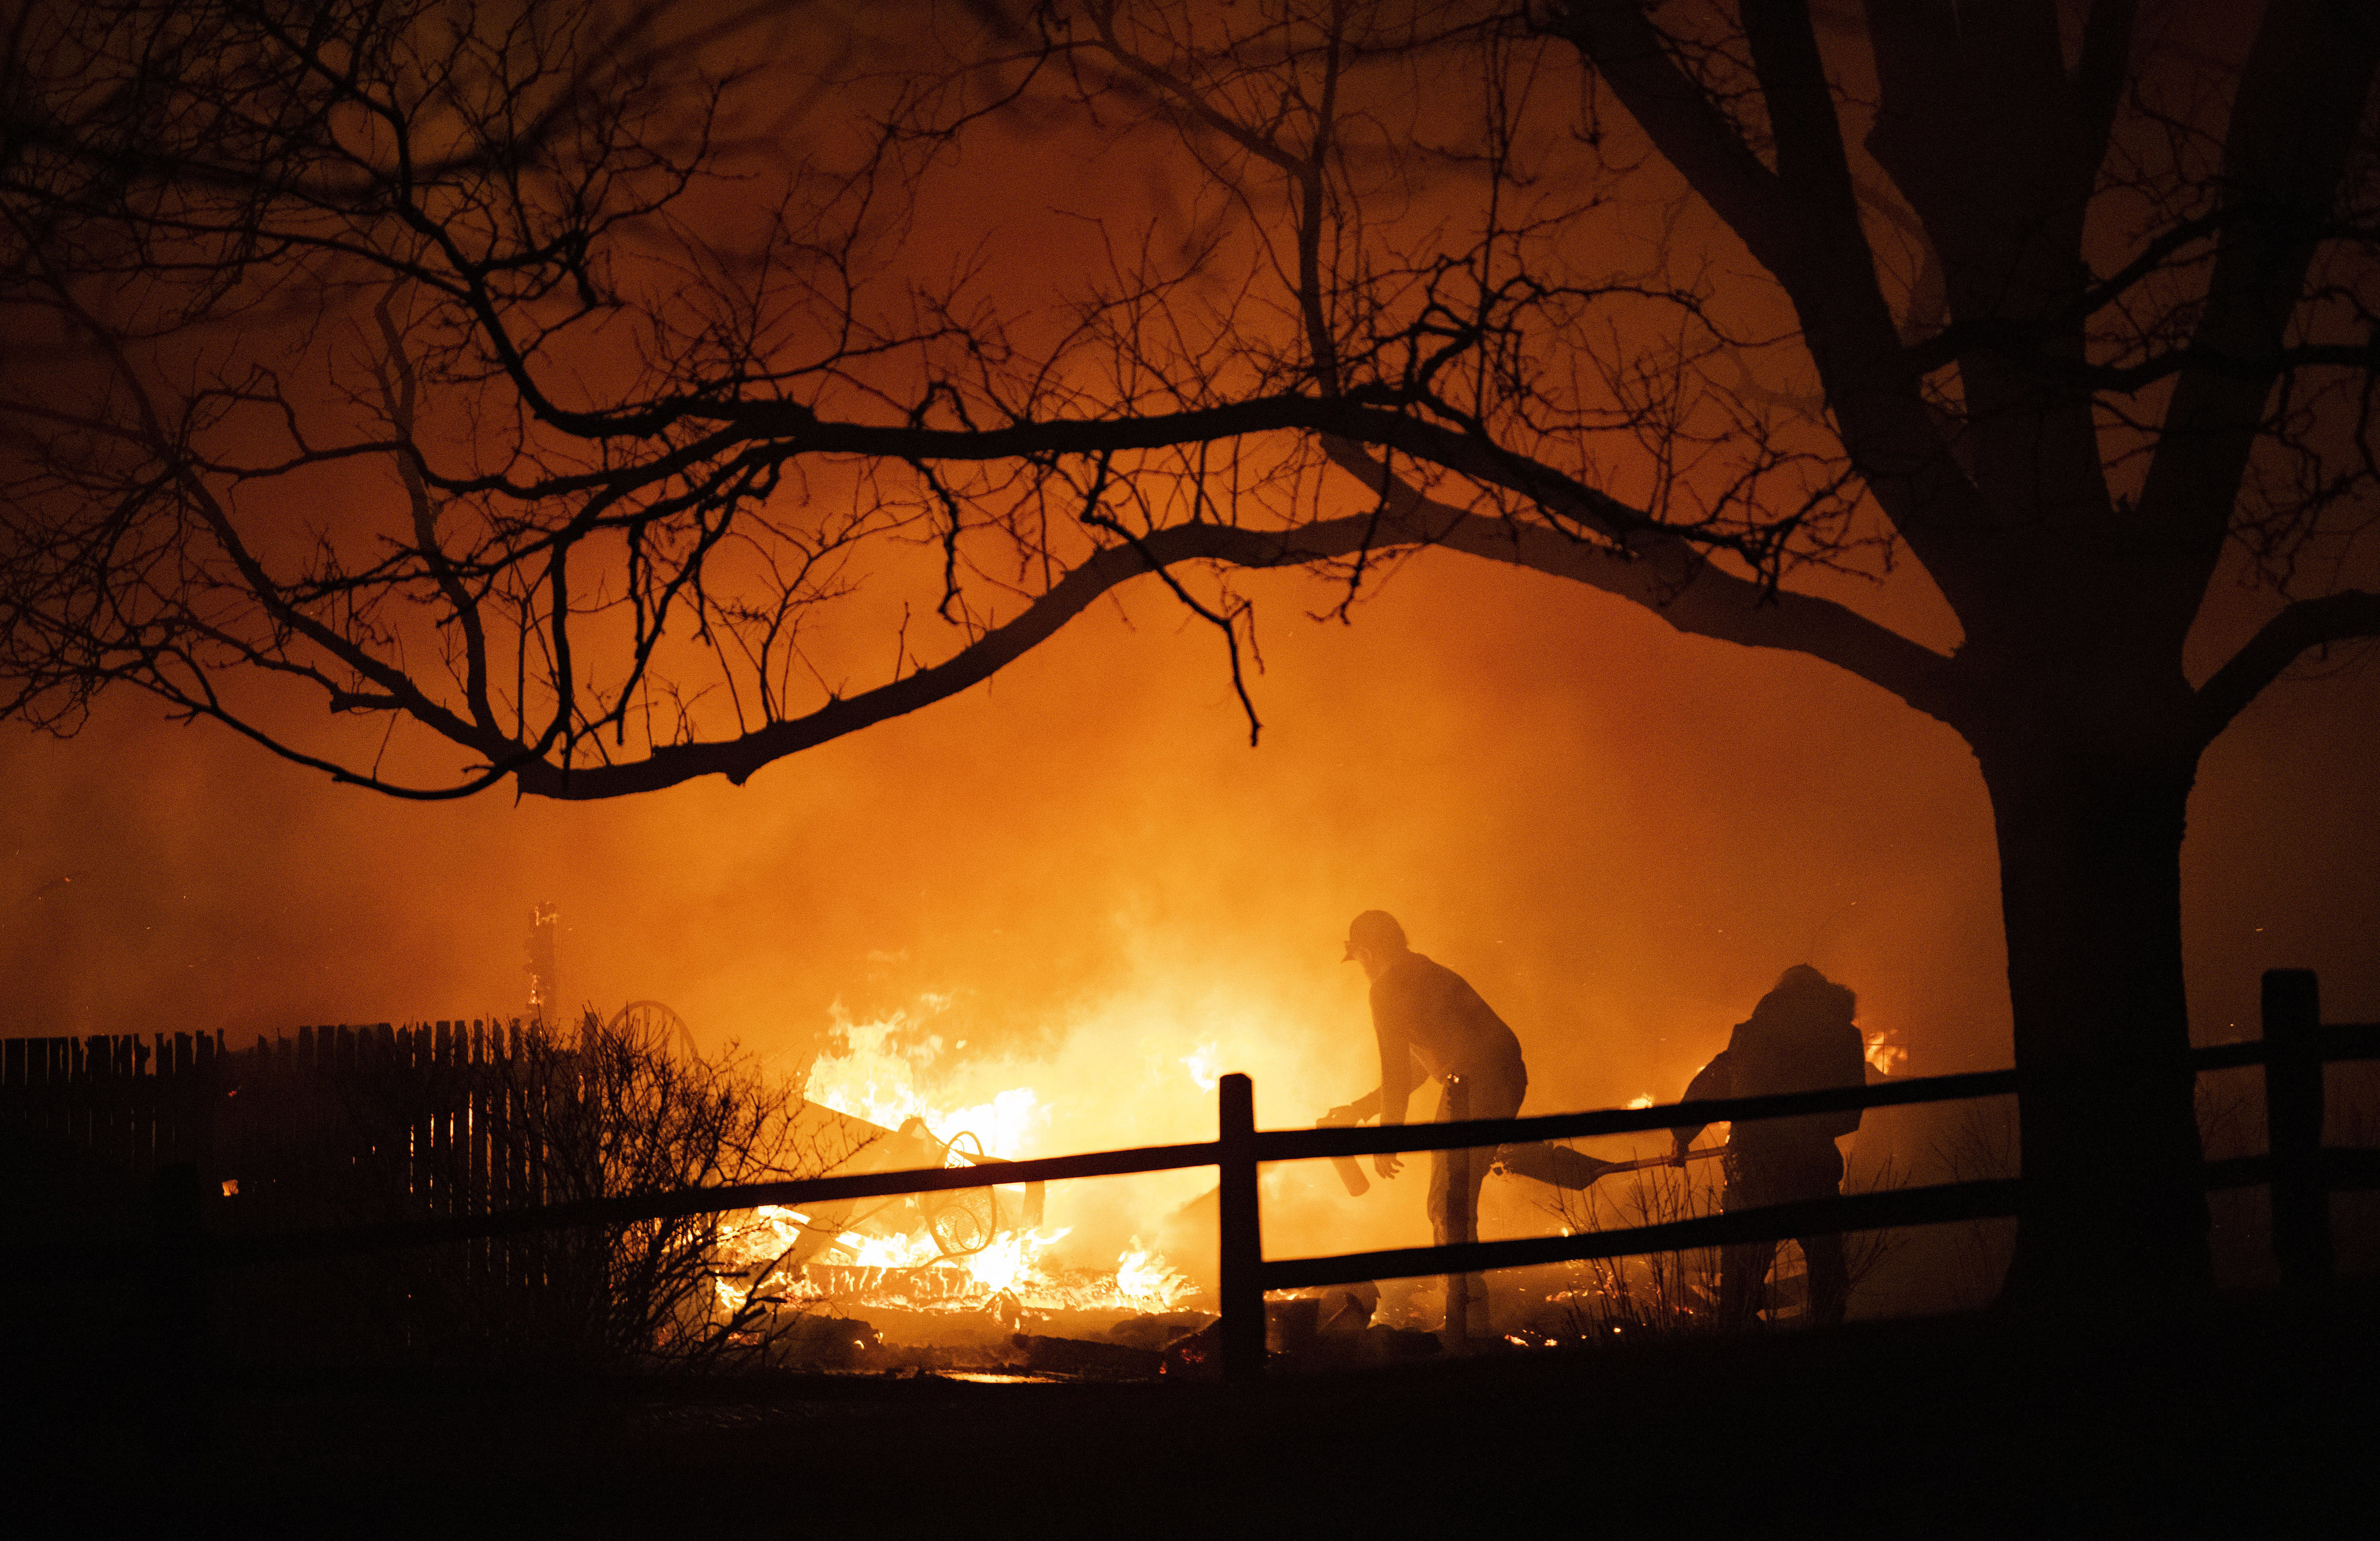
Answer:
[
  {"left": 707, "top": 1019, "right": 1205, "bottom": 1368},
  {"left": 523, "top": 903, "right": 561, "bottom": 1025}
]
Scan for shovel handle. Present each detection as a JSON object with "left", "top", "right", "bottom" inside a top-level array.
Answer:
[{"left": 1599, "top": 1144, "right": 1726, "bottom": 1175}]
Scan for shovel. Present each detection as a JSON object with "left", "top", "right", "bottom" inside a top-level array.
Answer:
[
  {"left": 1320, "top": 1115, "right": 1725, "bottom": 1198},
  {"left": 1492, "top": 1140, "right": 1726, "bottom": 1190}
]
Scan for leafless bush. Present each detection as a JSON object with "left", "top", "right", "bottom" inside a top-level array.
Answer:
[
  {"left": 1544, "top": 1161, "right": 1724, "bottom": 1342},
  {"left": 1836, "top": 1155, "right": 1912, "bottom": 1311},
  {"left": 2194, "top": 1070, "right": 2262, "bottom": 1162},
  {"left": 463, "top": 1008, "right": 824, "bottom": 1370},
  {"left": 1543, "top": 1142, "right": 1907, "bottom": 1338},
  {"left": 1931, "top": 1098, "right": 2020, "bottom": 1312}
]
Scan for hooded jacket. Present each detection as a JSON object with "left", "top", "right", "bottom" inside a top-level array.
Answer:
[{"left": 1676, "top": 969, "right": 1867, "bottom": 1147}]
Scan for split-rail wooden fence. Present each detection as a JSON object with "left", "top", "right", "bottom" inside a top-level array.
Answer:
[{"left": 4, "top": 971, "right": 2376, "bottom": 1380}]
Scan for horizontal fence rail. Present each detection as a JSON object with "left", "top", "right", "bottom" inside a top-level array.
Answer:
[
  {"left": 7, "top": 972, "right": 2376, "bottom": 1380},
  {"left": 1262, "top": 1179, "right": 2032, "bottom": 1293},
  {"left": 187, "top": 1024, "right": 2378, "bottom": 1271},
  {"left": 192, "top": 1068, "right": 2030, "bottom": 1268},
  {"left": 1255, "top": 1068, "right": 2025, "bottom": 1165},
  {"left": 219, "top": 1140, "right": 1226, "bottom": 1266}
]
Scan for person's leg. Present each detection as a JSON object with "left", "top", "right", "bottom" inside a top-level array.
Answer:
[
  {"left": 1801, "top": 1231, "right": 1849, "bottom": 1326},
  {"left": 1424, "top": 1080, "right": 1468, "bottom": 1342},
  {"left": 1453, "top": 1129, "right": 1493, "bottom": 1338},
  {"left": 1456, "top": 1071, "right": 1525, "bottom": 1336},
  {"left": 1426, "top": 1080, "right": 1457, "bottom": 1245},
  {"left": 1719, "top": 1154, "right": 1774, "bottom": 1326},
  {"left": 1719, "top": 1237, "right": 1774, "bottom": 1326},
  {"left": 1791, "top": 1137, "right": 1850, "bottom": 1325}
]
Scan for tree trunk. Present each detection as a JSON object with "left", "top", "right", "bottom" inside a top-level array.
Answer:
[{"left": 1976, "top": 728, "right": 2213, "bottom": 1311}]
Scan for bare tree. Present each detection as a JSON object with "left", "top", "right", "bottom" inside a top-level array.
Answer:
[{"left": 3, "top": 0, "right": 2377, "bottom": 1308}]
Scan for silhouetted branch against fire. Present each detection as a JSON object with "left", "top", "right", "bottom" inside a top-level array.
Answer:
[{"left": 0, "top": 0, "right": 1892, "bottom": 801}]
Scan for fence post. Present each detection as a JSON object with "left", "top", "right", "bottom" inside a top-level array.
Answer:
[
  {"left": 2263, "top": 968, "right": 2331, "bottom": 1288},
  {"left": 1217, "top": 1072, "right": 1265, "bottom": 1383}
]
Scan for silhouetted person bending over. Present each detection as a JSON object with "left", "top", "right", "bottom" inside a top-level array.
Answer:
[
  {"left": 1328, "top": 910, "right": 1526, "bottom": 1339},
  {"left": 1672, "top": 964, "right": 1868, "bottom": 1328}
]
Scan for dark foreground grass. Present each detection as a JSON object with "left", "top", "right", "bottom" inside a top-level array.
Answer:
[{"left": 11, "top": 1282, "right": 2378, "bottom": 1538}]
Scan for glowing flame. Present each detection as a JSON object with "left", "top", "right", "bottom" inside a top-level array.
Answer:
[
  {"left": 712, "top": 1205, "right": 817, "bottom": 1312},
  {"left": 842, "top": 1230, "right": 942, "bottom": 1269},
  {"left": 955, "top": 1226, "right": 1069, "bottom": 1294},
  {"left": 1115, "top": 1238, "right": 1196, "bottom": 1312},
  {"left": 1625, "top": 1093, "right": 1654, "bottom": 1110},
  {"left": 802, "top": 1010, "right": 1043, "bottom": 1158},
  {"left": 707, "top": 1009, "right": 1216, "bottom": 1334},
  {"left": 1864, "top": 1030, "right": 1906, "bottom": 1077}
]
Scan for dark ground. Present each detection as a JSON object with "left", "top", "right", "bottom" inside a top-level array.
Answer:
[{"left": 10, "top": 1283, "right": 2379, "bottom": 1538}]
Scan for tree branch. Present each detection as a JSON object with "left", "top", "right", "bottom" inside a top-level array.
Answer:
[
  {"left": 751, "top": 393, "right": 1659, "bottom": 546},
  {"left": 2134, "top": 0, "right": 2380, "bottom": 602},
  {"left": 2193, "top": 589, "right": 2380, "bottom": 741},
  {"left": 507, "top": 518, "right": 1327, "bottom": 798},
  {"left": 2066, "top": 0, "right": 2138, "bottom": 207},
  {"left": 1318, "top": 437, "right": 1963, "bottom": 724},
  {"left": 1560, "top": 2, "right": 1987, "bottom": 572},
  {"left": 485, "top": 471, "right": 1957, "bottom": 801},
  {"left": 1549, "top": 3, "right": 1790, "bottom": 267}
]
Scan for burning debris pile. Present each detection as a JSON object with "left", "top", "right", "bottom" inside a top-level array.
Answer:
[{"left": 706, "top": 1013, "right": 1212, "bottom": 1373}]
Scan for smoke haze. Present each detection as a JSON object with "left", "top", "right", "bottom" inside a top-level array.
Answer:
[{"left": 6, "top": 539, "right": 2375, "bottom": 1272}]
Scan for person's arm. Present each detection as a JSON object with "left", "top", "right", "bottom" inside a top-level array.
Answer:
[
  {"left": 1330, "top": 1088, "right": 1382, "bottom": 1121},
  {"left": 1327, "top": 1046, "right": 1420, "bottom": 1136},
  {"left": 1669, "top": 1049, "right": 1734, "bottom": 1164},
  {"left": 1371, "top": 992, "right": 1419, "bottom": 1178}
]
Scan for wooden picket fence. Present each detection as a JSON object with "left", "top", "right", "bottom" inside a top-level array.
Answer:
[
  {"left": 0, "top": 1019, "right": 607, "bottom": 1360},
  {"left": 0, "top": 1028, "right": 225, "bottom": 1181},
  {"left": 0, "top": 1020, "right": 539, "bottom": 1213},
  {"left": 6, "top": 971, "right": 2378, "bottom": 1380}
]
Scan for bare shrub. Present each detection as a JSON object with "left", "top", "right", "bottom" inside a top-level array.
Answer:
[
  {"left": 462, "top": 1008, "right": 824, "bottom": 1370},
  {"left": 1931, "top": 1098, "right": 2020, "bottom": 1311},
  {"left": 1543, "top": 1141, "right": 1909, "bottom": 1339},
  {"left": 1539, "top": 1158, "right": 1724, "bottom": 1343}
]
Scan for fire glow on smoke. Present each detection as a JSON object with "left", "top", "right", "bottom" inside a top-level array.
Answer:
[{"left": 800, "top": 1005, "right": 1043, "bottom": 1158}]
